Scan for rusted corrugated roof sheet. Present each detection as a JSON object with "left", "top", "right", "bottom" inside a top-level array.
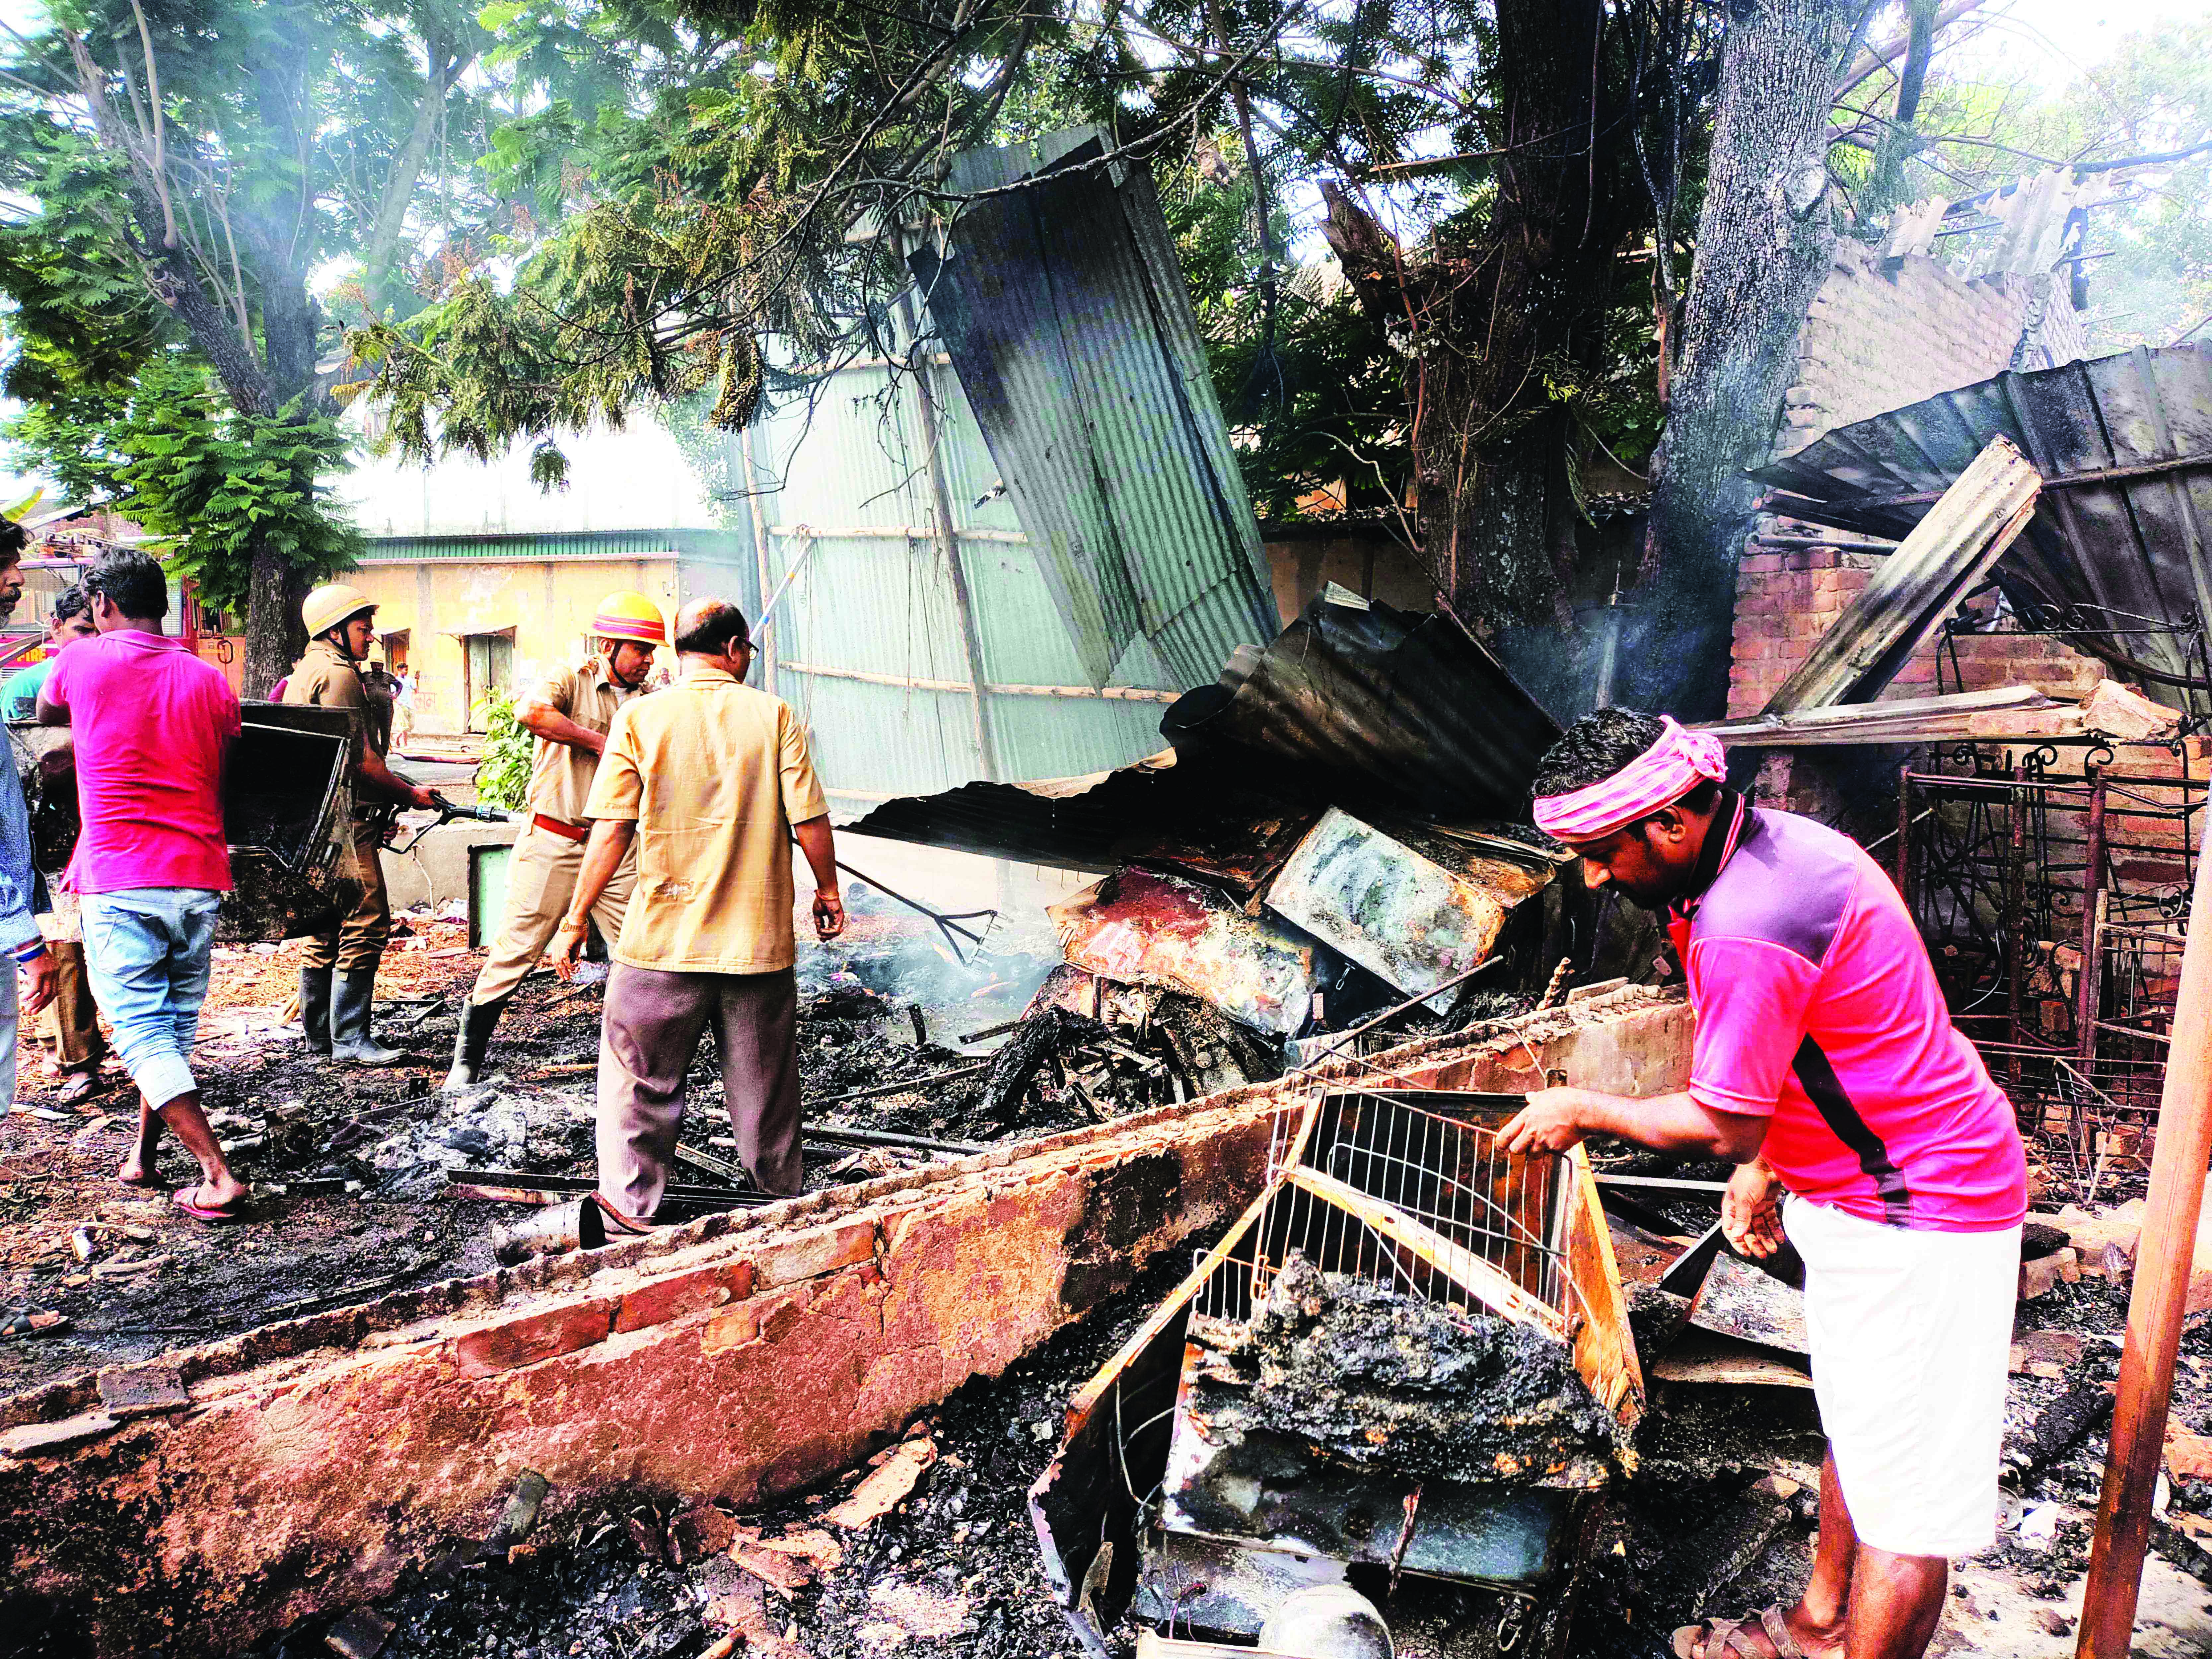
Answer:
[
  {"left": 846, "top": 591, "right": 1564, "bottom": 864},
  {"left": 1754, "top": 343, "right": 2212, "bottom": 704},
  {"left": 911, "top": 132, "right": 1278, "bottom": 691},
  {"left": 1161, "top": 589, "right": 1562, "bottom": 821}
]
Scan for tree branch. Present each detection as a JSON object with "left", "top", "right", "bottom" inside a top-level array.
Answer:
[{"left": 124, "top": 0, "right": 174, "bottom": 248}]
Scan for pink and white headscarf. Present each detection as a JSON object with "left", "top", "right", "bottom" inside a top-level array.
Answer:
[{"left": 1532, "top": 717, "right": 1727, "bottom": 842}]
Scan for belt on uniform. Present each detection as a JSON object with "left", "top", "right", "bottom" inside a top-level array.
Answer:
[{"left": 532, "top": 814, "right": 589, "bottom": 844}]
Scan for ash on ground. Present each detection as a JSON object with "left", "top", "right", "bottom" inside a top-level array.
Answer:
[{"left": 1194, "top": 1252, "right": 1620, "bottom": 1487}]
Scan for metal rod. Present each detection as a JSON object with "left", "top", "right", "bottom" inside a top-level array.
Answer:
[
  {"left": 802, "top": 1122, "right": 990, "bottom": 1156},
  {"left": 738, "top": 423, "right": 779, "bottom": 691},
  {"left": 777, "top": 660, "right": 1179, "bottom": 702},
  {"left": 2079, "top": 768, "right": 2108, "bottom": 1068},
  {"left": 2009, "top": 763, "right": 2029, "bottom": 1086},
  {"left": 1592, "top": 1173, "right": 1730, "bottom": 1194},
  {"left": 1896, "top": 762, "right": 1914, "bottom": 907},
  {"left": 2078, "top": 804, "right": 2212, "bottom": 1658}
]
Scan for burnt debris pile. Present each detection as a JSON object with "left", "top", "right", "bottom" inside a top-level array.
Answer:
[
  {"left": 851, "top": 594, "right": 1609, "bottom": 1114},
  {"left": 1196, "top": 1251, "right": 1620, "bottom": 1488}
]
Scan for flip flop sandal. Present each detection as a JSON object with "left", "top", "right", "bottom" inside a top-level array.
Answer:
[
  {"left": 55, "top": 1075, "right": 100, "bottom": 1107},
  {"left": 172, "top": 1187, "right": 244, "bottom": 1225},
  {"left": 0, "top": 1309, "right": 72, "bottom": 1340},
  {"left": 117, "top": 1170, "right": 165, "bottom": 1190},
  {"left": 1674, "top": 1608, "right": 1805, "bottom": 1659}
]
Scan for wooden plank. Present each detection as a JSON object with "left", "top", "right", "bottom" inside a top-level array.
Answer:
[
  {"left": 2080, "top": 805, "right": 2212, "bottom": 1656},
  {"left": 1764, "top": 435, "right": 2043, "bottom": 714},
  {"left": 1282, "top": 1165, "right": 1567, "bottom": 1341},
  {"left": 1566, "top": 1144, "right": 1646, "bottom": 1429},
  {"left": 1650, "top": 1329, "right": 1814, "bottom": 1390}
]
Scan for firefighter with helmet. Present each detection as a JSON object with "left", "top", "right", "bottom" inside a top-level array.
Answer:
[
  {"left": 445, "top": 591, "right": 667, "bottom": 1088},
  {"left": 285, "top": 583, "right": 437, "bottom": 1064}
]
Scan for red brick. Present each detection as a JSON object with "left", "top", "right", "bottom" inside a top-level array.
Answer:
[
  {"left": 747, "top": 1217, "right": 878, "bottom": 1291},
  {"left": 614, "top": 1261, "right": 757, "bottom": 1334},
  {"left": 452, "top": 1299, "right": 614, "bottom": 1378}
]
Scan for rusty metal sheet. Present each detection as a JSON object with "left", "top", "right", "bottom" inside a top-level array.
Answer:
[
  {"left": 1118, "top": 804, "right": 1321, "bottom": 900},
  {"left": 1050, "top": 868, "right": 1315, "bottom": 1037},
  {"left": 1686, "top": 1252, "right": 1809, "bottom": 1355},
  {"left": 1163, "top": 589, "right": 1561, "bottom": 823},
  {"left": 1264, "top": 809, "right": 1555, "bottom": 1010},
  {"left": 1753, "top": 343, "right": 2212, "bottom": 709}
]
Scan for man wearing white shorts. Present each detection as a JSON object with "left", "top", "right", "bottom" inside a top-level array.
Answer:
[{"left": 1503, "top": 708, "right": 2027, "bottom": 1659}]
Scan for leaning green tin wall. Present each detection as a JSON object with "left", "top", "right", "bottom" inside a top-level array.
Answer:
[{"left": 738, "top": 354, "right": 1186, "bottom": 809}]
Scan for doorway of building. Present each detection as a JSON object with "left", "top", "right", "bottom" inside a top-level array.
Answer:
[{"left": 463, "top": 631, "right": 515, "bottom": 732}]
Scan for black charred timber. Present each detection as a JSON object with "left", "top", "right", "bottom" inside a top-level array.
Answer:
[
  {"left": 2006, "top": 1372, "right": 2117, "bottom": 1485},
  {"left": 979, "top": 1007, "right": 1110, "bottom": 1128}
]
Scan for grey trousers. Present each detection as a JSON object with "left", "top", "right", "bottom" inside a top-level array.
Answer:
[{"left": 596, "top": 962, "right": 803, "bottom": 1220}]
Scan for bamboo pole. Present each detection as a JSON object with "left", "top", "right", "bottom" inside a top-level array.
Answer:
[{"left": 2077, "top": 801, "right": 2212, "bottom": 1658}]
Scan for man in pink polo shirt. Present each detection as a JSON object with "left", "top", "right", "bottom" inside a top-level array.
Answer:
[
  {"left": 39, "top": 550, "right": 246, "bottom": 1222},
  {"left": 1502, "top": 707, "right": 2025, "bottom": 1659}
]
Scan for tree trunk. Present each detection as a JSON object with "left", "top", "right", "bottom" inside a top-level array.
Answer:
[
  {"left": 1323, "top": 0, "right": 1634, "bottom": 632},
  {"left": 1425, "top": 0, "right": 1623, "bottom": 627},
  {"left": 1636, "top": 0, "right": 1850, "bottom": 719},
  {"left": 242, "top": 269, "right": 325, "bottom": 697}
]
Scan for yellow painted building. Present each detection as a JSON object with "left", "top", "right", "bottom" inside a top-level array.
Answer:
[
  {"left": 347, "top": 532, "right": 750, "bottom": 738},
  {"left": 336, "top": 412, "right": 755, "bottom": 741}
]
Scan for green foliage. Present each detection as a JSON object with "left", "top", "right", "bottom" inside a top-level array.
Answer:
[
  {"left": 349, "top": 0, "right": 1536, "bottom": 495},
  {"left": 4, "top": 353, "right": 363, "bottom": 612},
  {"left": 471, "top": 693, "right": 536, "bottom": 811},
  {"left": 0, "top": 0, "right": 497, "bottom": 666},
  {"left": 1845, "top": 18, "right": 2212, "bottom": 352}
]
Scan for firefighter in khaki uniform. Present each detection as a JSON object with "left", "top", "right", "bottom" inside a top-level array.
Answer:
[
  {"left": 445, "top": 592, "right": 665, "bottom": 1089},
  {"left": 285, "top": 584, "right": 436, "bottom": 1064}
]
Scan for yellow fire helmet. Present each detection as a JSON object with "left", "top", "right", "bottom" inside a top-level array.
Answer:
[
  {"left": 301, "top": 583, "right": 377, "bottom": 639},
  {"left": 592, "top": 590, "right": 667, "bottom": 648}
]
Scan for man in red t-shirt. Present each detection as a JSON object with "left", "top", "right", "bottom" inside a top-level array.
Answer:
[
  {"left": 39, "top": 551, "right": 246, "bottom": 1222},
  {"left": 1503, "top": 708, "right": 2025, "bottom": 1659}
]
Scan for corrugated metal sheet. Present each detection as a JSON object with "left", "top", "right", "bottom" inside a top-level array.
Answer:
[
  {"left": 1762, "top": 436, "right": 2042, "bottom": 711},
  {"left": 740, "top": 340, "right": 1187, "bottom": 807},
  {"left": 357, "top": 529, "right": 745, "bottom": 563},
  {"left": 910, "top": 132, "right": 1277, "bottom": 691},
  {"left": 1161, "top": 590, "right": 1562, "bottom": 823},
  {"left": 1754, "top": 343, "right": 2212, "bottom": 706},
  {"left": 851, "top": 591, "right": 1563, "bottom": 864}
]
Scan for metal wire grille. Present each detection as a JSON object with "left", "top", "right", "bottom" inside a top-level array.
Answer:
[{"left": 1194, "top": 1087, "right": 1571, "bottom": 1329}]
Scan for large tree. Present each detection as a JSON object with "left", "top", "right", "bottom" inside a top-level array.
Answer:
[
  {"left": 0, "top": 0, "right": 493, "bottom": 690},
  {"left": 352, "top": 0, "right": 1723, "bottom": 661},
  {"left": 1637, "top": 0, "right": 1851, "bottom": 719}
]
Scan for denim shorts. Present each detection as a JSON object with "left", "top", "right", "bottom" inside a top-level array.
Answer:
[{"left": 81, "top": 887, "right": 222, "bottom": 1110}]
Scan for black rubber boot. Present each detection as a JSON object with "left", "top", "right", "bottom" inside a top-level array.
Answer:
[
  {"left": 444, "top": 995, "right": 512, "bottom": 1092},
  {"left": 298, "top": 966, "right": 333, "bottom": 1055},
  {"left": 330, "top": 969, "right": 404, "bottom": 1065}
]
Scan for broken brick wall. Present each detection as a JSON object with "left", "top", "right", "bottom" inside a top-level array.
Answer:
[
  {"left": 0, "top": 987, "right": 1695, "bottom": 1659},
  {"left": 1727, "top": 240, "right": 2107, "bottom": 720}
]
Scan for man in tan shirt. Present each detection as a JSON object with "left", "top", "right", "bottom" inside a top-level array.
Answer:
[
  {"left": 547, "top": 597, "right": 843, "bottom": 1228},
  {"left": 284, "top": 584, "right": 435, "bottom": 1065},
  {"left": 445, "top": 592, "right": 665, "bottom": 1089}
]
